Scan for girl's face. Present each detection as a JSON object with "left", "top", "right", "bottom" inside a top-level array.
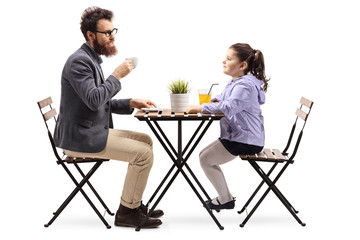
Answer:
[{"left": 223, "top": 48, "right": 246, "bottom": 79}]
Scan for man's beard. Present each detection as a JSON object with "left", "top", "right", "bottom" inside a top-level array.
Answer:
[{"left": 93, "top": 37, "right": 117, "bottom": 57}]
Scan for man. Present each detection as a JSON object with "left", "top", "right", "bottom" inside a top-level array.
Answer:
[{"left": 54, "top": 6, "right": 162, "bottom": 228}]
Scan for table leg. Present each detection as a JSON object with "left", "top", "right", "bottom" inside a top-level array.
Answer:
[
  {"left": 144, "top": 120, "right": 178, "bottom": 208},
  {"left": 136, "top": 118, "right": 224, "bottom": 231},
  {"left": 150, "top": 119, "right": 213, "bottom": 201},
  {"left": 145, "top": 164, "right": 176, "bottom": 207},
  {"left": 176, "top": 120, "right": 223, "bottom": 229},
  {"left": 137, "top": 159, "right": 224, "bottom": 231}
]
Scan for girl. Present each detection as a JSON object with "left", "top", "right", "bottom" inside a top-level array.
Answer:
[{"left": 186, "top": 43, "right": 269, "bottom": 210}]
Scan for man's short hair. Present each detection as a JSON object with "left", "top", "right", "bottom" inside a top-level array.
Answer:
[{"left": 80, "top": 6, "right": 113, "bottom": 41}]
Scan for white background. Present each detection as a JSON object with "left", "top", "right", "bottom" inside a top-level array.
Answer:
[{"left": 1, "top": 0, "right": 359, "bottom": 239}]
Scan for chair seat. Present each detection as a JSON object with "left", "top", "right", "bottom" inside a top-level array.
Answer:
[
  {"left": 240, "top": 148, "right": 287, "bottom": 162},
  {"left": 64, "top": 157, "right": 110, "bottom": 163}
]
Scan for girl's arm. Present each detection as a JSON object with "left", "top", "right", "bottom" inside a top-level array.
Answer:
[{"left": 202, "top": 84, "right": 251, "bottom": 115}]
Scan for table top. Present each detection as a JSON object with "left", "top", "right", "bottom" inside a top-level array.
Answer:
[{"left": 134, "top": 109, "right": 224, "bottom": 121}]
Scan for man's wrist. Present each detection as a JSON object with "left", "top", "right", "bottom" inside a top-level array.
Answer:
[
  {"left": 111, "top": 73, "right": 121, "bottom": 80},
  {"left": 129, "top": 98, "right": 134, "bottom": 109}
]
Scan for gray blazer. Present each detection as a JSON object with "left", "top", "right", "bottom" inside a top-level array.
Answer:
[{"left": 54, "top": 43, "right": 133, "bottom": 153}]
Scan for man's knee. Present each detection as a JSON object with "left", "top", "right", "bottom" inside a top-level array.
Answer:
[
  {"left": 144, "top": 134, "right": 153, "bottom": 147},
  {"left": 135, "top": 147, "right": 153, "bottom": 168}
]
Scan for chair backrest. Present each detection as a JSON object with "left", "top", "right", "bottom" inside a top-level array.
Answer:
[
  {"left": 282, "top": 97, "right": 314, "bottom": 161},
  {"left": 37, "top": 97, "right": 62, "bottom": 162}
]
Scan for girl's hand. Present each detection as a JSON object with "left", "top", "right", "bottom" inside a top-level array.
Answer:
[{"left": 186, "top": 105, "right": 203, "bottom": 113}]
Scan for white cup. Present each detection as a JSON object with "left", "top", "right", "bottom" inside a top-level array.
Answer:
[{"left": 125, "top": 57, "right": 138, "bottom": 68}]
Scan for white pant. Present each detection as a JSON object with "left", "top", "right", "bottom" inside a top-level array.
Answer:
[{"left": 199, "top": 139, "right": 237, "bottom": 203}]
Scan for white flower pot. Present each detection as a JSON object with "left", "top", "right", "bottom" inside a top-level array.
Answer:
[{"left": 170, "top": 93, "right": 189, "bottom": 112}]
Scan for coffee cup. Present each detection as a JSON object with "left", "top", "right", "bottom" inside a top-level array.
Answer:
[{"left": 125, "top": 57, "right": 138, "bottom": 68}]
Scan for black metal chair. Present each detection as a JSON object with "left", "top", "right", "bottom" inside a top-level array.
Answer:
[
  {"left": 238, "top": 96, "right": 313, "bottom": 227},
  {"left": 37, "top": 97, "right": 114, "bottom": 229}
]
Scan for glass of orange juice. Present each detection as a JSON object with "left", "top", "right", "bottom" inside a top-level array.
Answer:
[{"left": 198, "top": 89, "right": 212, "bottom": 105}]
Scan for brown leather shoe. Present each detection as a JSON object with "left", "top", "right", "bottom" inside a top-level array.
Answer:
[
  {"left": 139, "top": 202, "right": 164, "bottom": 218},
  {"left": 114, "top": 208, "right": 162, "bottom": 228}
]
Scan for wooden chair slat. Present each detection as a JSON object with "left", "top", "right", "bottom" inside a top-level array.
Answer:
[
  {"left": 296, "top": 108, "right": 308, "bottom": 121},
  {"left": 65, "top": 157, "right": 108, "bottom": 162},
  {"left": 248, "top": 154, "right": 258, "bottom": 160},
  {"left": 272, "top": 149, "right": 286, "bottom": 161},
  {"left": 257, "top": 151, "right": 267, "bottom": 160},
  {"left": 43, "top": 108, "right": 57, "bottom": 121},
  {"left": 239, "top": 154, "right": 248, "bottom": 160},
  {"left": 263, "top": 148, "right": 276, "bottom": 160},
  {"left": 300, "top": 97, "right": 313, "bottom": 109},
  {"left": 38, "top": 97, "right": 53, "bottom": 109}
]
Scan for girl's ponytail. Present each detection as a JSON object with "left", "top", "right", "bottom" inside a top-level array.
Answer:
[
  {"left": 251, "top": 49, "right": 269, "bottom": 92},
  {"left": 230, "top": 43, "right": 270, "bottom": 92}
]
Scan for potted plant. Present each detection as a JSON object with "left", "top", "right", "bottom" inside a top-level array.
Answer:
[{"left": 168, "top": 78, "right": 190, "bottom": 112}]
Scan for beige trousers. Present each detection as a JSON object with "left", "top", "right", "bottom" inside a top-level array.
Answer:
[{"left": 64, "top": 129, "right": 153, "bottom": 209}]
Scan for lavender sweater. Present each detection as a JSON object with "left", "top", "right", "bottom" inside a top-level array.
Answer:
[{"left": 202, "top": 75, "right": 265, "bottom": 146}]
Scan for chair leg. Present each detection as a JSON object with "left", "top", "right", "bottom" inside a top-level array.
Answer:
[
  {"left": 240, "top": 182, "right": 270, "bottom": 227},
  {"left": 265, "top": 161, "right": 300, "bottom": 215},
  {"left": 73, "top": 163, "right": 114, "bottom": 216},
  {"left": 240, "top": 161, "right": 305, "bottom": 227},
  {"left": 238, "top": 163, "right": 278, "bottom": 214},
  {"left": 44, "top": 161, "right": 111, "bottom": 229}
]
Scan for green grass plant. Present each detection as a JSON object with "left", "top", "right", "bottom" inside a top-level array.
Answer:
[{"left": 168, "top": 78, "right": 190, "bottom": 94}]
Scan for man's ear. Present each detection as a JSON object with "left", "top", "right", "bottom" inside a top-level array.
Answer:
[{"left": 87, "top": 31, "right": 95, "bottom": 41}]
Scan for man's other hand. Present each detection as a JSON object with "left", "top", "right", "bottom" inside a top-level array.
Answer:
[
  {"left": 130, "top": 99, "right": 157, "bottom": 109},
  {"left": 112, "top": 60, "right": 134, "bottom": 79}
]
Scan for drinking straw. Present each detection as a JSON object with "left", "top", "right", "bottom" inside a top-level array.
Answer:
[{"left": 208, "top": 83, "right": 219, "bottom": 95}]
